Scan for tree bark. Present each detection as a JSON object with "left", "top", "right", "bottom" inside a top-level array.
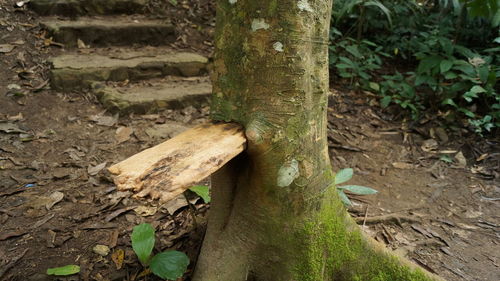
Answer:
[{"left": 194, "top": 0, "right": 443, "bottom": 280}]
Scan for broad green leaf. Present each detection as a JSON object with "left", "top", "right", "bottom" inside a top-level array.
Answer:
[
  {"left": 335, "top": 168, "right": 353, "bottom": 185},
  {"left": 477, "top": 66, "right": 489, "bottom": 82},
  {"left": 440, "top": 155, "right": 453, "bottom": 163},
  {"left": 337, "top": 189, "right": 352, "bottom": 206},
  {"left": 46, "top": 265, "right": 80, "bottom": 276},
  {"left": 494, "top": 37, "right": 500, "bottom": 44},
  {"left": 440, "top": 60, "right": 453, "bottom": 73},
  {"left": 345, "top": 45, "right": 362, "bottom": 58},
  {"left": 380, "top": 96, "right": 392, "bottom": 108},
  {"left": 444, "top": 71, "right": 458, "bottom": 79},
  {"left": 442, "top": 98, "right": 457, "bottom": 107},
  {"left": 493, "top": 10, "right": 500, "bottom": 27},
  {"left": 415, "top": 74, "right": 429, "bottom": 86},
  {"left": 417, "top": 56, "right": 441, "bottom": 74},
  {"left": 150, "top": 251, "right": 190, "bottom": 280},
  {"left": 189, "top": 185, "right": 211, "bottom": 203},
  {"left": 459, "top": 108, "right": 476, "bottom": 118},
  {"left": 369, "top": 82, "right": 380, "bottom": 91},
  {"left": 131, "top": 223, "right": 155, "bottom": 265},
  {"left": 338, "top": 185, "right": 378, "bottom": 195},
  {"left": 364, "top": 1, "right": 392, "bottom": 26},
  {"left": 336, "top": 63, "right": 354, "bottom": 69},
  {"left": 469, "top": 85, "right": 486, "bottom": 94}
]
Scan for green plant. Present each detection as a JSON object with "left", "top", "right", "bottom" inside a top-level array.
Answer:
[
  {"left": 189, "top": 185, "right": 211, "bottom": 203},
  {"left": 375, "top": 71, "right": 423, "bottom": 119},
  {"left": 329, "top": 37, "right": 389, "bottom": 86},
  {"left": 46, "top": 265, "right": 80, "bottom": 276},
  {"left": 131, "top": 223, "right": 189, "bottom": 280},
  {"left": 334, "top": 168, "right": 378, "bottom": 206}
]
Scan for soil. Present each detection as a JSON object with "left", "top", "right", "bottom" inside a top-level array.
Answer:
[{"left": 0, "top": 1, "right": 499, "bottom": 281}]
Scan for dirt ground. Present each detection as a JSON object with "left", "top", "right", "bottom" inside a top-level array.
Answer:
[{"left": 1, "top": 1, "right": 499, "bottom": 281}]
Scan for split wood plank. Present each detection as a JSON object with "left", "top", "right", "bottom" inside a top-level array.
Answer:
[{"left": 108, "top": 122, "right": 246, "bottom": 202}]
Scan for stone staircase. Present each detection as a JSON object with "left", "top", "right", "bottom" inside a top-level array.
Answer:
[{"left": 30, "top": 0, "right": 211, "bottom": 114}]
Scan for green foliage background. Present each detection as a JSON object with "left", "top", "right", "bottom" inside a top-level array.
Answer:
[{"left": 329, "top": 0, "right": 500, "bottom": 135}]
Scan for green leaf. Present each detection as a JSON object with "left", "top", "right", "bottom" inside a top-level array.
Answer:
[
  {"left": 337, "top": 189, "right": 352, "bottom": 206},
  {"left": 189, "top": 185, "right": 211, "bottom": 203},
  {"left": 440, "top": 60, "right": 453, "bottom": 73},
  {"left": 46, "top": 265, "right": 80, "bottom": 276},
  {"left": 131, "top": 223, "right": 155, "bottom": 265},
  {"left": 442, "top": 98, "right": 457, "bottom": 107},
  {"left": 477, "top": 66, "right": 489, "bottom": 82},
  {"left": 444, "top": 71, "right": 458, "bottom": 79},
  {"left": 338, "top": 185, "right": 378, "bottom": 195},
  {"left": 335, "top": 168, "right": 353, "bottom": 185},
  {"left": 369, "top": 82, "right": 380, "bottom": 91},
  {"left": 470, "top": 85, "right": 486, "bottom": 94},
  {"left": 417, "top": 56, "right": 441, "bottom": 74},
  {"left": 364, "top": 1, "right": 392, "bottom": 26},
  {"left": 150, "top": 251, "right": 190, "bottom": 280},
  {"left": 440, "top": 155, "right": 453, "bottom": 163},
  {"left": 336, "top": 63, "right": 354, "bottom": 69},
  {"left": 345, "top": 45, "right": 362, "bottom": 58},
  {"left": 459, "top": 108, "right": 476, "bottom": 118},
  {"left": 380, "top": 96, "right": 392, "bottom": 108}
]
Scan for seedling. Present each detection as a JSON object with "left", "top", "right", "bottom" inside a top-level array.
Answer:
[
  {"left": 334, "top": 168, "right": 378, "bottom": 206},
  {"left": 131, "top": 223, "right": 189, "bottom": 280}
]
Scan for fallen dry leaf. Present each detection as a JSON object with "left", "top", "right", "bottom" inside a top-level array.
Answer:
[
  {"left": 77, "top": 38, "right": 89, "bottom": 49},
  {"left": 0, "top": 122, "right": 27, "bottom": 134},
  {"left": 46, "top": 191, "right": 64, "bottom": 210},
  {"left": 115, "top": 126, "right": 133, "bottom": 144},
  {"left": 392, "top": 162, "right": 414, "bottom": 169},
  {"left": 162, "top": 195, "right": 188, "bottom": 215},
  {"left": 7, "top": 113, "right": 23, "bottom": 121},
  {"left": 133, "top": 205, "right": 157, "bottom": 217},
  {"left": 0, "top": 229, "right": 28, "bottom": 241},
  {"left": 111, "top": 249, "right": 125, "bottom": 269},
  {"left": 454, "top": 151, "right": 467, "bottom": 168},
  {"left": 0, "top": 44, "right": 15, "bottom": 53},
  {"left": 88, "top": 162, "right": 107, "bottom": 176},
  {"left": 89, "top": 112, "right": 118, "bottom": 127}
]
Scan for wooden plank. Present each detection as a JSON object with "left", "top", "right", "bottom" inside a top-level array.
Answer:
[{"left": 108, "top": 122, "right": 246, "bottom": 202}]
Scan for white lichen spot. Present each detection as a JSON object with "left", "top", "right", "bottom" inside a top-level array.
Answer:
[
  {"left": 273, "top": 42, "right": 284, "bottom": 52},
  {"left": 229, "top": 0, "right": 237, "bottom": 4},
  {"left": 297, "top": 0, "right": 313, "bottom": 12},
  {"left": 251, "top": 18, "right": 270, "bottom": 32},
  {"left": 277, "top": 159, "right": 300, "bottom": 187}
]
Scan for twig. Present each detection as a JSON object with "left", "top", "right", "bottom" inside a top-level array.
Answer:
[
  {"left": 362, "top": 205, "right": 369, "bottom": 228},
  {"left": 355, "top": 214, "right": 421, "bottom": 226},
  {"left": 183, "top": 193, "right": 198, "bottom": 228}
]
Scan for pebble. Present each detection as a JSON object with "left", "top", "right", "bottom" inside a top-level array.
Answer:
[{"left": 93, "top": 244, "right": 110, "bottom": 256}]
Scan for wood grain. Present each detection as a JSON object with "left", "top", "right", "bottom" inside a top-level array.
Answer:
[{"left": 108, "top": 122, "right": 246, "bottom": 202}]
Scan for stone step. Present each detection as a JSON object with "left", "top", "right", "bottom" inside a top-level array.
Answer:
[
  {"left": 30, "top": 0, "right": 148, "bottom": 16},
  {"left": 49, "top": 48, "right": 208, "bottom": 91},
  {"left": 40, "top": 16, "right": 174, "bottom": 48},
  {"left": 91, "top": 77, "right": 212, "bottom": 114}
]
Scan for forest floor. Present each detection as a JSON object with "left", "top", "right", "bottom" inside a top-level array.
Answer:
[{"left": 0, "top": 1, "right": 499, "bottom": 281}]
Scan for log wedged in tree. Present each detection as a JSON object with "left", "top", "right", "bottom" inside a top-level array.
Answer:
[
  {"left": 108, "top": 122, "right": 246, "bottom": 202},
  {"left": 193, "top": 0, "right": 444, "bottom": 280}
]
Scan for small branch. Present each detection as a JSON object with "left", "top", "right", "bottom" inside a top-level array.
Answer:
[{"left": 355, "top": 214, "right": 421, "bottom": 226}]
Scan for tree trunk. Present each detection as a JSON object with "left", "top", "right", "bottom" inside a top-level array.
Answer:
[{"left": 194, "top": 0, "right": 443, "bottom": 280}]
